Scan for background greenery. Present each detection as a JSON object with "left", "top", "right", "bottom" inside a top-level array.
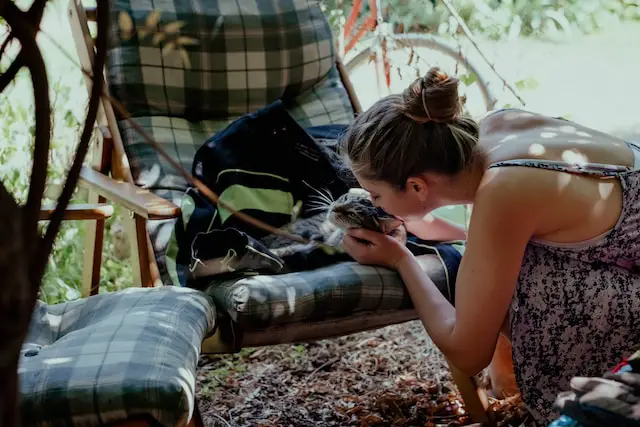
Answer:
[
  {"left": 1, "top": 0, "right": 638, "bottom": 304},
  {"left": 321, "top": 0, "right": 640, "bottom": 40}
]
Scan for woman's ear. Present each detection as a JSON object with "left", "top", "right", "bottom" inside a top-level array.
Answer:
[{"left": 405, "top": 176, "right": 429, "bottom": 200}]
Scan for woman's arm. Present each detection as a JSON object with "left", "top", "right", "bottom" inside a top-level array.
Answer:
[
  {"left": 397, "top": 169, "right": 538, "bottom": 375},
  {"left": 344, "top": 168, "right": 539, "bottom": 375},
  {"left": 404, "top": 212, "right": 468, "bottom": 241}
]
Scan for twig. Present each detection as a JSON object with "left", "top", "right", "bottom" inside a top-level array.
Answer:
[
  {"left": 36, "top": 28, "right": 315, "bottom": 247},
  {"left": 438, "top": 0, "right": 526, "bottom": 106},
  {"left": 0, "top": 33, "right": 14, "bottom": 62},
  {"left": 209, "top": 412, "right": 232, "bottom": 427},
  {"left": 305, "top": 356, "right": 339, "bottom": 383}
]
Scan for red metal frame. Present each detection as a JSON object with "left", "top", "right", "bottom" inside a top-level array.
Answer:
[
  {"left": 342, "top": 0, "right": 391, "bottom": 88},
  {"left": 342, "top": 0, "right": 378, "bottom": 55}
]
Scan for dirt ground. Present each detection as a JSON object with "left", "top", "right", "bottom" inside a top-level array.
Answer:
[{"left": 196, "top": 321, "right": 526, "bottom": 427}]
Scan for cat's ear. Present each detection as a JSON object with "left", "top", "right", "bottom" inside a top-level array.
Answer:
[
  {"left": 348, "top": 187, "right": 371, "bottom": 199},
  {"left": 379, "top": 217, "right": 403, "bottom": 234}
]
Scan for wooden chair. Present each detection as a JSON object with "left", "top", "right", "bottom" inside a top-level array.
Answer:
[{"left": 66, "top": 0, "right": 495, "bottom": 425}]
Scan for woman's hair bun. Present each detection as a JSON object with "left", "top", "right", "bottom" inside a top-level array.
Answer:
[{"left": 400, "top": 66, "right": 461, "bottom": 124}]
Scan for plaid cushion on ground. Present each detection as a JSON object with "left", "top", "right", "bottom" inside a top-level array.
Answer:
[
  {"left": 19, "top": 287, "right": 215, "bottom": 426},
  {"left": 205, "top": 253, "right": 455, "bottom": 329},
  {"left": 107, "top": 0, "right": 335, "bottom": 121}
]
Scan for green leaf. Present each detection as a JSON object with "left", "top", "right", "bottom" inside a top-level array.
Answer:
[
  {"left": 458, "top": 72, "right": 477, "bottom": 86},
  {"left": 515, "top": 77, "right": 539, "bottom": 91}
]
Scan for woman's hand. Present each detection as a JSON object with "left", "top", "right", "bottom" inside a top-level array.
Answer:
[{"left": 342, "top": 228, "right": 412, "bottom": 270}]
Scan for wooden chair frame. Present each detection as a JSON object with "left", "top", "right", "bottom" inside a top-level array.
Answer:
[{"left": 65, "top": 0, "right": 495, "bottom": 425}]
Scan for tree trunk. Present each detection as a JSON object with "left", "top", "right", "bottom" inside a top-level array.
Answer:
[{"left": 0, "top": 184, "right": 35, "bottom": 427}]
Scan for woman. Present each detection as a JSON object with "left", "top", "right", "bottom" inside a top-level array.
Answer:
[{"left": 340, "top": 66, "right": 640, "bottom": 424}]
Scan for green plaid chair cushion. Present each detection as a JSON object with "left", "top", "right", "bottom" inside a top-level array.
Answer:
[
  {"left": 117, "top": 67, "right": 353, "bottom": 193},
  {"left": 205, "top": 252, "right": 457, "bottom": 330},
  {"left": 106, "top": 0, "right": 356, "bottom": 286},
  {"left": 107, "top": 0, "right": 336, "bottom": 121},
  {"left": 19, "top": 286, "right": 215, "bottom": 426},
  {"left": 121, "top": 68, "right": 355, "bottom": 286}
]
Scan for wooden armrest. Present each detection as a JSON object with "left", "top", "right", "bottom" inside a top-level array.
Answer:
[
  {"left": 79, "top": 167, "right": 181, "bottom": 220},
  {"left": 39, "top": 203, "right": 114, "bottom": 221}
]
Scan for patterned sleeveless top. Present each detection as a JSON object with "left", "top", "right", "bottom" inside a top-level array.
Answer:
[{"left": 487, "top": 141, "right": 640, "bottom": 425}]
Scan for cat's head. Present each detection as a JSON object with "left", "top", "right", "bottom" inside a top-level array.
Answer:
[{"left": 327, "top": 188, "right": 403, "bottom": 234}]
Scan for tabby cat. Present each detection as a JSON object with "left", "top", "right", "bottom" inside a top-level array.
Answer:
[{"left": 261, "top": 188, "right": 406, "bottom": 258}]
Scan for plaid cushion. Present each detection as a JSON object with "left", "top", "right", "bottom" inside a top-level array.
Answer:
[
  {"left": 107, "top": 0, "right": 335, "bottom": 121},
  {"left": 116, "top": 67, "right": 353, "bottom": 193},
  {"left": 205, "top": 251, "right": 458, "bottom": 329},
  {"left": 19, "top": 287, "right": 215, "bottom": 426},
  {"left": 106, "top": 0, "right": 356, "bottom": 286}
]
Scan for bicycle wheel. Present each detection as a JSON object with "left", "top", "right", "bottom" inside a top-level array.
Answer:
[{"left": 343, "top": 32, "right": 499, "bottom": 118}]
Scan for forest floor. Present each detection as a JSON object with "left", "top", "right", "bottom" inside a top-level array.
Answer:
[{"left": 196, "top": 321, "right": 526, "bottom": 427}]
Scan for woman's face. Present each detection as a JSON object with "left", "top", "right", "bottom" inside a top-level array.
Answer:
[{"left": 355, "top": 174, "right": 438, "bottom": 221}]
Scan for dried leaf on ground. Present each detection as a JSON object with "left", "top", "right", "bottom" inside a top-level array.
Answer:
[{"left": 196, "top": 320, "right": 527, "bottom": 427}]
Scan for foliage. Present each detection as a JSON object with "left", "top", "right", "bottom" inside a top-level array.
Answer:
[
  {"left": 321, "top": 0, "right": 640, "bottom": 40},
  {"left": 0, "top": 62, "right": 133, "bottom": 305}
]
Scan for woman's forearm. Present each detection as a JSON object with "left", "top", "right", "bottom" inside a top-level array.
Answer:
[
  {"left": 396, "top": 254, "right": 458, "bottom": 357},
  {"left": 404, "top": 213, "right": 467, "bottom": 242}
]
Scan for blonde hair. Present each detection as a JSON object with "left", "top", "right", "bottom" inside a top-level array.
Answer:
[{"left": 341, "top": 66, "right": 479, "bottom": 188}]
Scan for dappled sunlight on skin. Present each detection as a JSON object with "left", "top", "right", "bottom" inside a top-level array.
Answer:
[
  {"left": 598, "top": 181, "right": 616, "bottom": 200},
  {"left": 556, "top": 172, "right": 573, "bottom": 191},
  {"left": 499, "top": 134, "right": 518, "bottom": 143},
  {"left": 559, "top": 125, "right": 577, "bottom": 134},
  {"left": 591, "top": 181, "right": 617, "bottom": 218},
  {"left": 528, "top": 143, "right": 545, "bottom": 156},
  {"left": 561, "top": 149, "right": 589, "bottom": 165},
  {"left": 540, "top": 132, "right": 557, "bottom": 139},
  {"left": 592, "top": 199, "right": 607, "bottom": 218},
  {"left": 503, "top": 111, "right": 534, "bottom": 120}
]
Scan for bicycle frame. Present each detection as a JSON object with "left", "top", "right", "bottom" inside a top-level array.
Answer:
[
  {"left": 342, "top": 0, "right": 391, "bottom": 90},
  {"left": 342, "top": 0, "right": 378, "bottom": 54}
]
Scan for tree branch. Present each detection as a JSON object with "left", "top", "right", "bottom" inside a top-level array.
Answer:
[
  {"left": 2, "top": 1, "right": 51, "bottom": 275},
  {"left": 0, "top": 52, "right": 24, "bottom": 93},
  {"left": 37, "top": 0, "right": 109, "bottom": 275},
  {"left": 0, "top": 33, "right": 15, "bottom": 63},
  {"left": 0, "top": 182, "right": 33, "bottom": 427},
  {"left": 0, "top": 0, "right": 48, "bottom": 94},
  {"left": 438, "top": 0, "right": 526, "bottom": 106}
]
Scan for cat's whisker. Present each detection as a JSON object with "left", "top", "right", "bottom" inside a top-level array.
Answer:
[
  {"left": 302, "top": 180, "right": 333, "bottom": 205},
  {"left": 308, "top": 195, "right": 332, "bottom": 207},
  {"left": 320, "top": 187, "right": 335, "bottom": 203},
  {"left": 314, "top": 192, "right": 332, "bottom": 206},
  {"left": 307, "top": 201, "right": 329, "bottom": 210},
  {"left": 307, "top": 204, "right": 330, "bottom": 213},
  {"left": 309, "top": 185, "right": 333, "bottom": 205}
]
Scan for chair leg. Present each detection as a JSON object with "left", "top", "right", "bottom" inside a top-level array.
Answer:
[
  {"left": 81, "top": 193, "right": 106, "bottom": 297},
  {"left": 447, "top": 360, "right": 494, "bottom": 426},
  {"left": 121, "top": 212, "right": 156, "bottom": 288},
  {"left": 134, "top": 214, "right": 154, "bottom": 288}
]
